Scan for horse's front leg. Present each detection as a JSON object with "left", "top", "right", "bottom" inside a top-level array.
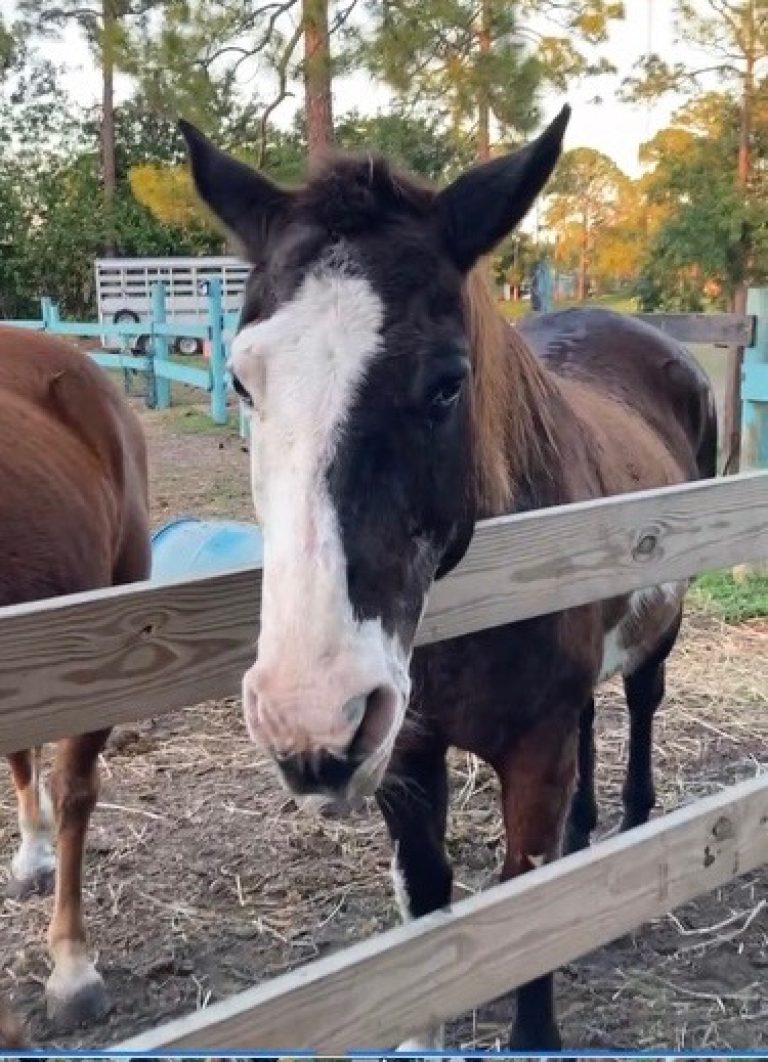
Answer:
[
  {"left": 496, "top": 717, "right": 579, "bottom": 1051},
  {"left": 6, "top": 749, "right": 56, "bottom": 897},
  {"left": 45, "top": 729, "right": 111, "bottom": 1028},
  {"left": 376, "top": 744, "right": 452, "bottom": 1051}
]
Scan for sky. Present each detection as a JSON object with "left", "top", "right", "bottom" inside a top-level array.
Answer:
[{"left": 1, "top": 0, "right": 704, "bottom": 177}]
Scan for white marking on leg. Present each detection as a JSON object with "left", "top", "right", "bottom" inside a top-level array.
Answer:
[
  {"left": 527, "top": 852, "right": 546, "bottom": 868},
  {"left": 599, "top": 582, "right": 685, "bottom": 683},
  {"left": 46, "top": 940, "right": 106, "bottom": 1021},
  {"left": 12, "top": 779, "right": 55, "bottom": 886},
  {"left": 598, "top": 624, "right": 626, "bottom": 683},
  {"left": 390, "top": 848, "right": 412, "bottom": 922}
]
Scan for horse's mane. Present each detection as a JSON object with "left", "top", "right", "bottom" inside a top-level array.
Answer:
[{"left": 463, "top": 267, "right": 560, "bottom": 516}]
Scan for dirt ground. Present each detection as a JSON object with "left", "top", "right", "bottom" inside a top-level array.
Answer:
[{"left": 1, "top": 398, "right": 767, "bottom": 1053}]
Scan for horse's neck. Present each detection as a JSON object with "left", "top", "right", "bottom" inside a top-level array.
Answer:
[{"left": 471, "top": 314, "right": 567, "bottom": 519}]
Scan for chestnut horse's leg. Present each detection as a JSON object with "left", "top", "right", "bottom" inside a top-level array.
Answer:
[
  {"left": 6, "top": 748, "right": 56, "bottom": 897},
  {"left": 496, "top": 719, "right": 579, "bottom": 1051},
  {"left": 45, "top": 729, "right": 111, "bottom": 1027},
  {"left": 0, "top": 1002, "right": 26, "bottom": 1049},
  {"left": 562, "top": 698, "right": 598, "bottom": 855},
  {"left": 621, "top": 614, "right": 681, "bottom": 832},
  {"left": 377, "top": 744, "right": 452, "bottom": 1050}
]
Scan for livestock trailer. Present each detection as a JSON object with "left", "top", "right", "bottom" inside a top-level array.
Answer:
[{"left": 94, "top": 256, "right": 250, "bottom": 354}]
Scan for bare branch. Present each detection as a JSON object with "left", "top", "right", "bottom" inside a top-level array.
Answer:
[
  {"left": 257, "top": 19, "right": 302, "bottom": 166},
  {"left": 329, "top": 0, "right": 362, "bottom": 36},
  {"left": 198, "top": 44, "right": 253, "bottom": 71},
  {"left": 250, "top": 0, "right": 300, "bottom": 54}
]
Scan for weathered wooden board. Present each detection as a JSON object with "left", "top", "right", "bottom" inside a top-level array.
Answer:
[
  {"left": 421, "top": 470, "right": 768, "bottom": 645},
  {"left": 116, "top": 773, "right": 768, "bottom": 1051},
  {"left": 0, "top": 472, "right": 766, "bottom": 755},
  {"left": 633, "top": 312, "right": 755, "bottom": 347}
]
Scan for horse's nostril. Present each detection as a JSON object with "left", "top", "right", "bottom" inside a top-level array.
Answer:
[{"left": 348, "top": 686, "right": 396, "bottom": 758}]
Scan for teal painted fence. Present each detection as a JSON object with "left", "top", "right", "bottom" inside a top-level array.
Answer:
[
  {"left": 6, "top": 283, "right": 768, "bottom": 461},
  {"left": 742, "top": 288, "right": 768, "bottom": 469},
  {"left": 6, "top": 280, "right": 238, "bottom": 426}
]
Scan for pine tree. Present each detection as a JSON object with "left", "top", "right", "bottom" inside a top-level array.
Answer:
[
  {"left": 18, "top": 0, "right": 168, "bottom": 253},
  {"left": 624, "top": 0, "right": 768, "bottom": 469},
  {"left": 363, "top": 0, "right": 622, "bottom": 157}
]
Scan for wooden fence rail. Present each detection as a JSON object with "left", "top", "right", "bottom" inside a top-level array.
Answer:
[
  {"left": 1, "top": 470, "right": 766, "bottom": 1050},
  {"left": 118, "top": 773, "right": 768, "bottom": 1051},
  {"left": 633, "top": 311, "right": 756, "bottom": 347},
  {"left": 0, "top": 472, "right": 766, "bottom": 756}
]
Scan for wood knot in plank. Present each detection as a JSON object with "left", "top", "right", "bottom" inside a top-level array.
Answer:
[
  {"left": 632, "top": 527, "right": 661, "bottom": 562},
  {"left": 712, "top": 815, "right": 735, "bottom": 841}
]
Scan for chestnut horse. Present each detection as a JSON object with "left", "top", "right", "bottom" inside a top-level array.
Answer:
[
  {"left": 181, "top": 107, "right": 716, "bottom": 1049},
  {"left": 1, "top": 327, "right": 150, "bottom": 1031}
]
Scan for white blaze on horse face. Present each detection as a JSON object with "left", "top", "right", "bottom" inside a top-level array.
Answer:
[{"left": 231, "top": 265, "right": 411, "bottom": 773}]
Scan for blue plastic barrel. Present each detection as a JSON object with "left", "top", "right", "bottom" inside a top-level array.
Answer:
[{"left": 150, "top": 516, "right": 264, "bottom": 583}]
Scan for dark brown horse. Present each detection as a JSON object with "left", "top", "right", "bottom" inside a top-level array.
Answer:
[
  {"left": 1, "top": 327, "right": 150, "bottom": 1031},
  {"left": 181, "top": 107, "right": 716, "bottom": 1049}
]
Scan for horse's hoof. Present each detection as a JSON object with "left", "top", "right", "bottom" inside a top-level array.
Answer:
[
  {"left": 46, "top": 966, "right": 110, "bottom": 1029},
  {"left": 6, "top": 865, "right": 55, "bottom": 899}
]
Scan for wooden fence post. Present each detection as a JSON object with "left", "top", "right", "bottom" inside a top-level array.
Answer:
[
  {"left": 207, "top": 278, "right": 228, "bottom": 426},
  {"left": 151, "top": 281, "right": 171, "bottom": 411}
]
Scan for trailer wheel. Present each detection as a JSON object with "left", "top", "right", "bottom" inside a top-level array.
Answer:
[
  {"left": 113, "top": 308, "right": 149, "bottom": 355},
  {"left": 174, "top": 336, "right": 202, "bottom": 357},
  {"left": 113, "top": 308, "right": 140, "bottom": 330}
]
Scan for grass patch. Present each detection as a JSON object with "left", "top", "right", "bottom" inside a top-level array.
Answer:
[
  {"left": 690, "top": 569, "right": 768, "bottom": 623},
  {"left": 158, "top": 405, "right": 240, "bottom": 436},
  {"left": 499, "top": 292, "right": 637, "bottom": 321}
]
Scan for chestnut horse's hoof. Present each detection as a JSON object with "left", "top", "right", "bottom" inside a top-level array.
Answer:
[
  {"left": 6, "top": 864, "right": 55, "bottom": 900},
  {"left": 46, "top": 965, "right": 110, "bottom": 1029}
]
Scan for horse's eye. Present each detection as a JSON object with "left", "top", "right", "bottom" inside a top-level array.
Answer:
[
  {"left": 428, "top": 371, "right": 467, "bottom": 419},
  {"left": 232, "top": 373, "right": 253, "bottom": 407}
]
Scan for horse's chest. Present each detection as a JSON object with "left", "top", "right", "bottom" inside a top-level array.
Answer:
[{"left": 598, "top": 582, "right": 685, "bottom": 683}]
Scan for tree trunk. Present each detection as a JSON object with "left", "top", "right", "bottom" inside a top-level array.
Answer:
[
  {"left": 578, "top": 209, "right": 588, "bottom": 301},
  {"left": 303, "top": 0, "right": 334, "bottom": 162},
  {"left": 476, "top": 0, "right": 491, "bottom": 160},
  {"left": 101, "top": 0, "right": 117, "bottom": 255}
]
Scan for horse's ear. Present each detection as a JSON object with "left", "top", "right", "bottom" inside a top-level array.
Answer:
[
  {"left": 436, "top": 105, "right": 571, "bottom": 272},
  {"left": 179, "top": 119, "right": 293, "bottom": 258}
]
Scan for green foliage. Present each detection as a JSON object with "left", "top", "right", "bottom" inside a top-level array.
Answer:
[
  {"left": 623, "top": 1, "right": 768, "bottom": 306},
  {"left": 0, "top": 14, "right": 18, "bottom": 76},
  {"left": 492, "top": 230, "right": 540, "bottom": 288},
  {"left": 0, "top": 60, "right": 219, "bottom": 319},
  {"left": 636, "top": 93, "right": 768, "bottom": 309},
  {"left": 545, "top": 147, "right": 637, "bottom": 293},
  {"left": 691, "top": 571, "right": 768, "bottom": 624},
  {"left": 335, "top": 109, "right": 473, "bottom": 181},
  {"left": 360, "top": 0, "right": 622, "bottom": 152},
  {"left": 360, "top": 0, "right": 542, "bottom": 147}
]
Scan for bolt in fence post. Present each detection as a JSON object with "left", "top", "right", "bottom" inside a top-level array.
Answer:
[
  {"left": 152, "top": 281, "right": 171, "bottom": 410},
  {"left": 207, "top": 277, "right": 228, "bottom": 425}
]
